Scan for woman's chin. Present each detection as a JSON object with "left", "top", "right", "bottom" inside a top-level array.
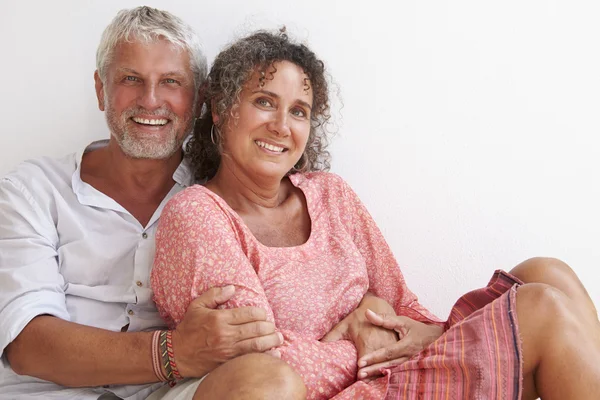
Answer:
[{"left": 249, "top": 163, "right": 292, "bottom": 181}]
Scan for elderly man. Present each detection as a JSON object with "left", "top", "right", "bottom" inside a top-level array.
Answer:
[{"left": 0, "top": 7, "right": 304, "bottom": 400}]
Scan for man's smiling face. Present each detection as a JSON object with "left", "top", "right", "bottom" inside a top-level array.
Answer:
[{"left": 95, "top": 38, "right": 198, "bottom": 159}]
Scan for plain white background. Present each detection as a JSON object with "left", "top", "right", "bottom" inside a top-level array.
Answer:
[{"left": 1, "top": 0, "right": 598, "bottom": 318}]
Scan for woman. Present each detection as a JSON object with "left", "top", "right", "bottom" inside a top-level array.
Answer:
[{"left": 151, "top": 30, "right": 600, "bottom": 399}]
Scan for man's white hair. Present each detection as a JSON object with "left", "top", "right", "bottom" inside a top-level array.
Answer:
[{"left": 96, "top": 6, "right": 207, "bottom": 89}]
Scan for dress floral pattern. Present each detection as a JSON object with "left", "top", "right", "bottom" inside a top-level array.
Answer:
[{"left": 151, "top": 172, "right": 442, "bottom": 399}]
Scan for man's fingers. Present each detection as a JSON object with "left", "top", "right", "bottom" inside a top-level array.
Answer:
[
  {"left": 236, "top": 331, "right": 284, "bottom": 355},
  {"left": 236, "top": 321, "right": 277, "bottom": 341},
  {"left": 321, "top": 320, "right": 347, "bottom": 342},
  {"left": 226, "top": 306, "right": 268, "bottom": 325},
  {"left": 265, "top": 348, "right": 281, "bottom": 359},
  {"left": 357, "top": 357, "right": 409, "bottom": 380},
  {"left": 190, "top": 285, "right": 236, "bottom": 309}
]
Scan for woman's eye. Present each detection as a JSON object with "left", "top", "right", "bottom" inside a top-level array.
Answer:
[
  {"left": 256, "top": 98, "right": 272, "bottom": 107},
  {"left": 291, "top": 108, "right": 307, "bottom": 118}
]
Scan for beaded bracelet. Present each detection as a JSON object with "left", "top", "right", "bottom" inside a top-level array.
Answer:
[
  {"left": 165, "top": 330, "right": 183, "bottom": 380},
  {"left": 158, "top": 330, "right": 176, "bottom": 386}
]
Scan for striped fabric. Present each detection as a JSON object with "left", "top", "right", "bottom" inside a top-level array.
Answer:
[{"left": 385, "top": 270, "right": 524, "bottom": 400}]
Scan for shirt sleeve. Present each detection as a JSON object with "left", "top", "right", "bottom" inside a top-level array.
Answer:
[
  {"left": 0, "top": 177, "right": 69, "bottom": 357},
  {"left": 337, "top": 176, "right": 443, "bottom": 325},
  {"left": 151, "top": 189, "right": 357, "bottom": 400}
]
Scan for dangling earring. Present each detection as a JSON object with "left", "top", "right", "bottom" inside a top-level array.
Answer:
[{"left": 210, "top": 124, "right": 218, "bottom": 146}]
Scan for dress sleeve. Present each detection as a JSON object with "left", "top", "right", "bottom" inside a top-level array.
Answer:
[
  {"left": 151, "top": 188, "right": 357, "bottom": 400},
  {"left": 338, "top": 177, "right": 443, "bottom": 325},
  {"left": 0, "top": 178, "right": 70, "bottom": 357}
]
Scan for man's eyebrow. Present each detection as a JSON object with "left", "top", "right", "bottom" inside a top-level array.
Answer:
[
  {"left": 116, "top": 67, "right": 140, "bottom": 75},
  {"left": 252, "top": 89, "right": 313, "bottom": 110},
  {"left": 114, "top": 68, "right": 189, "bottom": 79},
  {"left": 160, "top": 70, "right": 188, "bottom": 78}
]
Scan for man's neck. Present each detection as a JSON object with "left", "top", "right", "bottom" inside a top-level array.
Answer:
[{"left": 80, "top": 140, "right": 183, "bottom": 226}]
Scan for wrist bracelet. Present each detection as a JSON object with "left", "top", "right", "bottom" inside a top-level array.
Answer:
[
  {"left": 151, "top": 331, "right": 167, "bottom": 382},
  {"left": 158, "top": 330, "right": 176, "bottom": 385},
  {"left": 165, "top": 330, "right": 183, "bottom": 380}
]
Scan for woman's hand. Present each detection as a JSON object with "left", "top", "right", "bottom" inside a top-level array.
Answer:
[
  {"left": 357, "top": 310, "right": 444, "bottom": 380},
  {"left": 321, "top": 293, "right": 398, "bottom": 364}
]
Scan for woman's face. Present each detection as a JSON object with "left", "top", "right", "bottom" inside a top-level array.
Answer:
[{"left": 217, "top": 60, "right": 313, "bottom": 181}]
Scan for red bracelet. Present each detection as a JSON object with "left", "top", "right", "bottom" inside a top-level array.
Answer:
[
  {"left": 158, "top": 330, "right": 176, "bottom": 385},
  {"left": 165, "top": 330, "right": 183, "bottom": 380}
]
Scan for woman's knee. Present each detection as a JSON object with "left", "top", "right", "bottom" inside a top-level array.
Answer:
[
  {"left": 511, "top": 257, "right": 598, "bottom": 320},
  {"left": 516, "top": 282, "right": 573, "bottom": 321},
  {"left": 196, "top": 353, "right": 306, "bottom": 400},
  {"left": 515, "top": 283, "right": 579, "bottom": 370},
  {"left": 510, "top": 257, "right": 574, "bottom": 284}
]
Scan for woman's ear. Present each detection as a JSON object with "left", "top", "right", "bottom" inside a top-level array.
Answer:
[
  {"left": 194, "top": 83, "right": 207, "bottom": 118},
  {"left": 211, "top": 100, "right": 220, "bottom": 125}
]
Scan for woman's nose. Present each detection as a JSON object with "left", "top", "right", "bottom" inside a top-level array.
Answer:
[{"left": 268, "top": 111, "right": 291, "bottom": 137}]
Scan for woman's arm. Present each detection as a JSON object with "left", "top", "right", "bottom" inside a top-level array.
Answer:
[
  {"left": 151, "top": 189, "right": 358, "bottom": 399},
  {"left": 339, "top": 176, "right": 442, "bottom": 325},
  {"left": 330, "top": 175, "right": 445, "bottom": 378}
]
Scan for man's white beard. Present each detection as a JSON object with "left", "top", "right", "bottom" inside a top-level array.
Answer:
[{"left": 104, "top": 96, "right": 195, "bottom": 160}]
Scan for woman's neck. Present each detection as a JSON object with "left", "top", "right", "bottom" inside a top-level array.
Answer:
[{"left": 206, "top": 162, "right": 291, "bottom": 212}]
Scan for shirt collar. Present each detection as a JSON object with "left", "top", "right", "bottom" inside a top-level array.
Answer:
[{"left": 72, "top": 140, "right": 195, "bottom": 211}]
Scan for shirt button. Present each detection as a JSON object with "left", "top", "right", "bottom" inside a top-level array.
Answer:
[
  {"left": 136, "top": 281, "right": 143, "bottom": 287},
  {"left": 142, "top": 232, "right": 148, "bottom": 239},
  {"left": 128, "top": 310, "right": 134, "bottom": 316}
]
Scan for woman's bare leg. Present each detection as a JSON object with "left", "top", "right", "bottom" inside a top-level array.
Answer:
[
  {"left": 510, "top": 257, "right": 598, "bottom": 324},
  {"left": 517, "top": 283, "right": 600, "bottom": 400},
  {"left": 193, "top": 353, "right": 306, "bottom": 400}
]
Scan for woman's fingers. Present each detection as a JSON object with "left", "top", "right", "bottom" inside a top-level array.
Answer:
[
  {"left": 365, "top": 309, "right": 410, "bottom": 335},
  {"left": 358, "top": 338, "right": 414, "bottom": 368},
  {"left": 357, "top": 356, "right": 410, "bottom": 380},
  {"left": 320, "top": 318, "right": 348, "bottom": 342}
]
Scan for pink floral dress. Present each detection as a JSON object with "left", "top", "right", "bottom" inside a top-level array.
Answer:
[{"left": 151, "top": 172, "right": 522, "bottom": 399}]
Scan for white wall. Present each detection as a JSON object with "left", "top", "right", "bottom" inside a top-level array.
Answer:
[{"left": 1, "top": 0, "right": 598, "bottom": 318}]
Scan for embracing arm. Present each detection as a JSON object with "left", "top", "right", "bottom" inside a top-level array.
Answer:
[
  {"left": 6, "top": 317, "right": 155, "bottom": 386},
  {"left": 0, "top": 178, "right": 154, "bottom": 386},
  {"left": 0, "top": 178, "right": 279, "bottom": 387}
]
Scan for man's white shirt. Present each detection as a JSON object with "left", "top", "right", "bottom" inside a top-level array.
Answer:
[{"left": 0, "top": 140, "right": 194, "bottom": 399}]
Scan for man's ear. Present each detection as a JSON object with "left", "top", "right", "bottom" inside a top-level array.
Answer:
[{"left": 94, "top": 70, "right": 105, "bottom": 111}]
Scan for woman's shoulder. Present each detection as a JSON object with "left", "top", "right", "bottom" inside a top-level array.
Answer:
[
  {"left": 291, "top": 171, "right": 348, "bottom": 191},
  {"left": 162, "top": 184, "right": 232, "bottom": 223},
  {"left": 167, "top": 184, "right": 213, "bottom": 208}
]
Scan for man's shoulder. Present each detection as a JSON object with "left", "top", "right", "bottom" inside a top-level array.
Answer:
[
  {"left": 2, "top": 153, "right": 77, "bottom": 190},
  {"left": 1, "top": 152, "right": 78, "bottom": 205}
]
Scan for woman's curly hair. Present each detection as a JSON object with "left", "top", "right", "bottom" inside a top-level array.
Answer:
[{"left": 187, "top": 29, "right": 332, "bottom": 182}]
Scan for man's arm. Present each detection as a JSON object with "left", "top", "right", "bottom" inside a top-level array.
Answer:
[
  {"left": 6, "top": 316, "right": 155, "bottom": 387},
  {"left": 0, "top": 177, "right": 281, "bottom": 387},
  {"left": 6, "top": 286, "right": 282, "bottom": 387}
]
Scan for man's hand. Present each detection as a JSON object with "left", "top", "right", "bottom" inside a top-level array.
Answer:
[
  {"left": 172, "top": 285, "right": 284, "bottom": 378},
  {"left": 356, "top": 310, "right": 444, "bottom": 380},
  {"left": 321, "top": 293, "right": 398, "bottom": 370}
]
